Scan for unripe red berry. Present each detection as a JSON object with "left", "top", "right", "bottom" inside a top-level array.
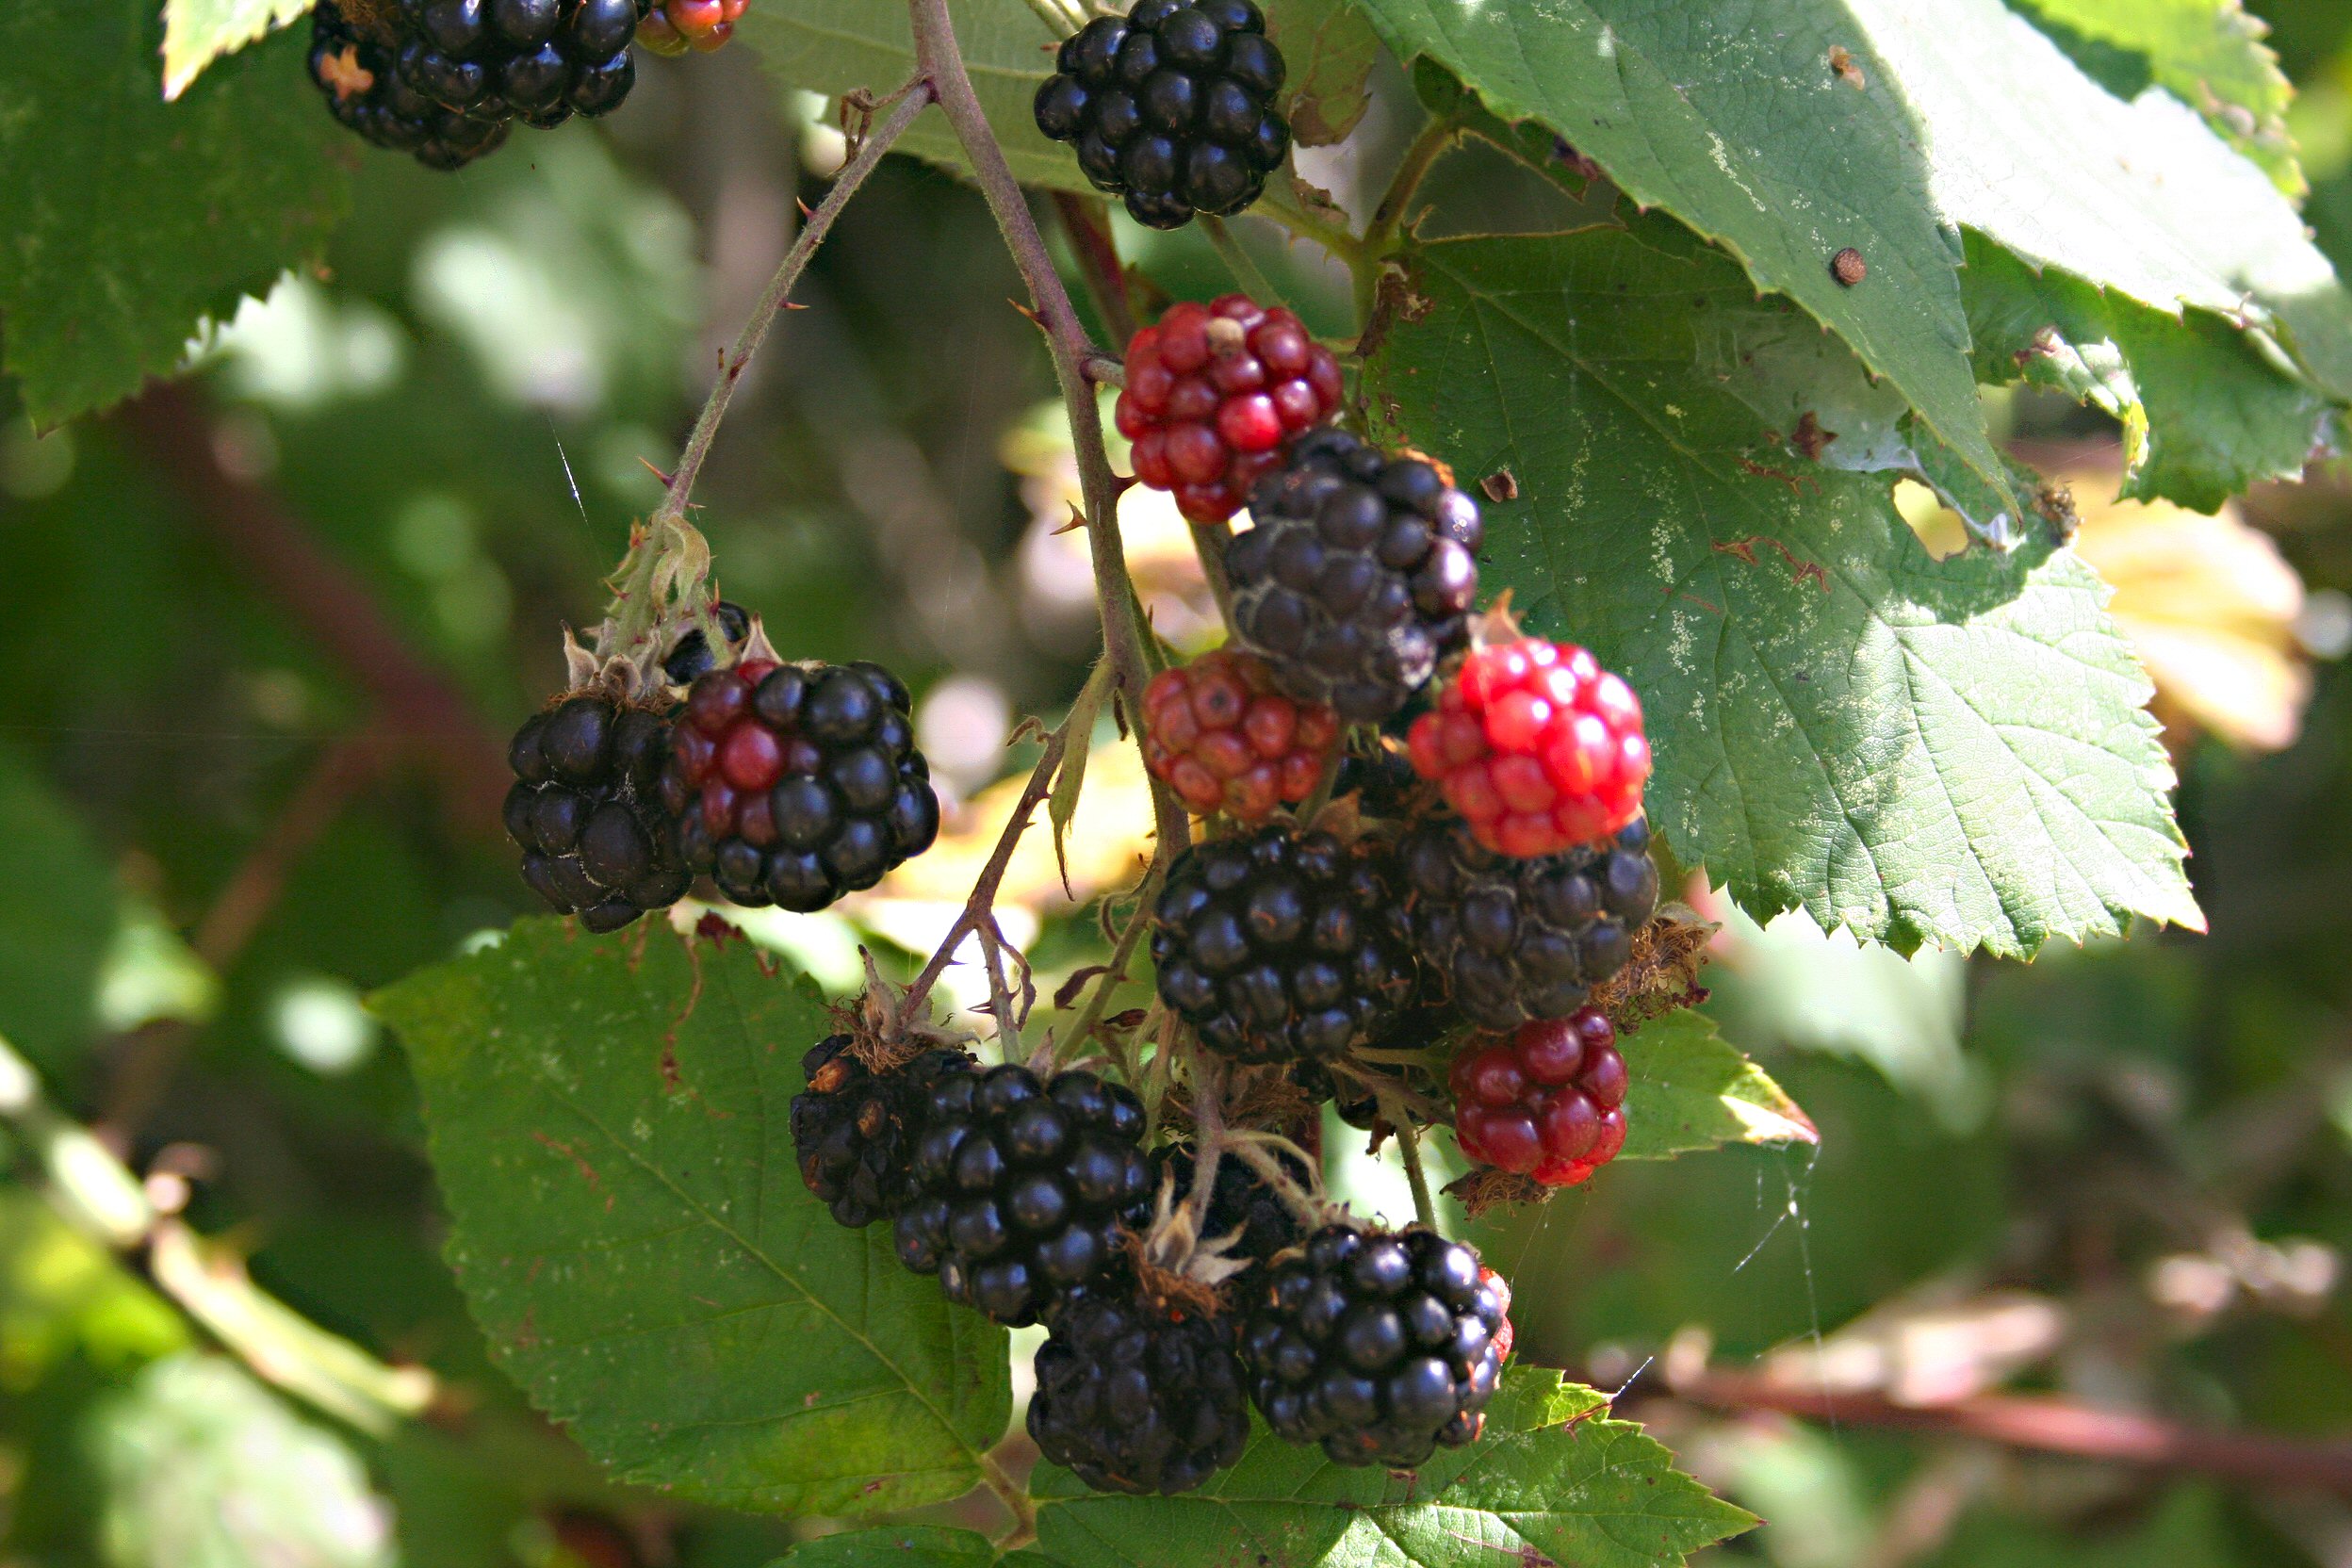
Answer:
[
  {"left": 1140, "top": 648, "right": 1341, "bottom": 822},
  {"left": 1116, "top": 296, "right": 1344, "bottom": 524},
  {"left": 1449, "top": 1008, "right": 1628, "bottom": 1188},
  {"left": 1408, "top": 636, "right": 1651, "bottom": 858}
]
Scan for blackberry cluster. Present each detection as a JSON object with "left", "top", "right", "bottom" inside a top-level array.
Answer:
[
  {"left": 790, "top": 1036, "right": 977, "bottom": 1228},
  {"left": 1141, "top": 648, "right": 1340, "bottom": 823},
  {"left": 1027, "top": 1284, "right": 1251, "bottom": 1494},
  {"left": 1241, "top": 1225, "right": 1510, "bottom": 1467},
  {"left": 1396, "top": 815, "right": 1658, "bottom": 1032},
  {"left": 1228, "top": 429, "right": 1484, "bottom": 725},
  {"left": 1033, "top": 0, "right": 1290, "bottom": 230},
  {"left": 1450, "top": 1009, "right": 1629, "bottom": 1187},
  {"left": 309, "top": 0, "right": 643, "bottom": 170},
  {"left": 504, "top": 695, "right": 689, "bottom": 932},
  {"left": 662, "top": 659, "right": 939, "bottom": 913},
  {"left": 1151, "top": 826, "right": 1416, "bottom": 1064},
  {"left": 661, "top": 601, "right": 751, "bottom": 685},
  {"left": 1117, "top": 295, "right": 1345, "bottom": 524},
  {"left": 309, "top": 1, "right": 510, "bottom": 169},
  {"left": 894, "top": 1066, "right": 1154, "bottom": 1326}
]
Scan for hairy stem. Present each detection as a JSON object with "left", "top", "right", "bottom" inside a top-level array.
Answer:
[
  {"left": 654, "top": 82, "right": 933, "bottom": 530},
  {"left": 1396, "top": 1119, "right": 1438, "bottom": 1230},
  {"left": 908, "top": 0, "right": 1190, "bottom": 872}
]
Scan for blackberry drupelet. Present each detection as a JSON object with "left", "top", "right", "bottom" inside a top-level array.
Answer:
[
  {"left": 1227, "top": 429, "right": 1484, "bottom": 725},
  {"left": 310, "top": 1, "right": 511, "bottom": 169},
  {"left": 893, "top": 1066, "right": 1155, "bottom": 1326},
  {"left": 661, "top": 658, "right": 939, "bottom": 914},
  {"left": 396, "top": 0, "right": 645, "bottom": 133},
  {"left": 1151, "top": 826, "right": 1416, "bottom": 1065},
  {"left": 1033, "top": 0, "right": 1290, "bottom": 230},
  {"left": 661, "top": 601, "right": 751, "bottom": 686},
  {"left": 1027, "top": 1282, "right": 1251, "bottom": 1494},
  {"left": 1396, "top": 814, "right": 1658, "bottom": 1032},
  {"left": 1241, "top": 1224, "right": 1510, "bottom": 1467},
  {"left": 504, "top": 694, "right": 689, "bottom": 932},
  {"left": 790, "top": 1035, "right": 977, "bottom": 1228}
]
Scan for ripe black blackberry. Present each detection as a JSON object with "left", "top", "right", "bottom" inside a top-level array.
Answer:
[
  {"left": 1227, "top": 429, "right": 1484, "bottom": 725},
  {"left": 1032, "top": 0, "right": 1290, "bottom": 230},
  {"left": 1156, "top": 1142, "right": 1312, "bottom": 1269},
  {"left": 310, "top": 1, "right": 511, "bottom": 169},
  {"left": 662, "top": 601, "right": 751, "bottom": 686},
  {"left": 504, "top": 694, "right": 690, "bottom": 932},
  {"left": 1241, "top": 1224, "right": 1509, "bottom": 1468},
  {"left": 893, "top": 1066, "right": 1154, "bottom": 1326},
  {"left": 396, "top": 0, "right": 644, "bottom": 132},
  {"left": 662, "top": 658, "right": 939, "bottom": 914},
  {"left": 1396, "top": 814, "right": 1658, "bottom": 1032},
  {"left": 790, "top": 1035, "right": 977, "bottom": 1229},
  {"left": 1027, "top": 1281, "right": 1251, "bottom": 1494},
  {"left": 1151, "top": 826, "right": 1416, "bottom": 1065}
]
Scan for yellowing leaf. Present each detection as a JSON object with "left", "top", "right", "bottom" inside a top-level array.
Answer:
[{"left": 2066, "top": 472, "right": 2311, "bottom": 752}]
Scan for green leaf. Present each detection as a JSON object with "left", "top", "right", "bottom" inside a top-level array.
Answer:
[
  {"left": 1961, "top": 231, "right": 2330, "bottom": 514},
  {"left": 1363, "top": 222, "right": 2204, "bottom": 956},
  {"left": 1032, "top": 1369, "right": 1753, "bottom": 1567},
  {"left": 1848, "top": 0, "right": 2352, "bottom": 401},
  {"left": 2008, "top": 0, "right": 2298, "bottom": 195},
  {"left": 1619, "top": 1010, "right": 1817, "bottom": 1160},
  {"left": 0, "top": 9, "right": 349, "bottom": 427},
  {"left": 88, "top": 1352, "right": 396, "bottom": 1568},
  {"left": 374, "top": 919, "right": 1012, "bottom": 1518},
  {"left": 772, "top": 1526, "right": 1001, "bottom": 1567},
  {"left": 1271, "top": 0, "right": 1381, "bottom": 148},
  {"left": 161, "top": 0, "right": 318, "bottom": 100},
  {"left": 1351, "top": 0, "right": 2014, "bottom": 521},
  {"left": 0, "top": 746, "right": 121, "bottom": 1081}
]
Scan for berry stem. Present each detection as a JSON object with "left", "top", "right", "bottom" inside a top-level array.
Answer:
[
  {"left": 1396, "top": 1119, "right": 1439, "bottom": 1230},
  {"left": 649, "top": 79, "right": 933, "bottom": 534},
  {"left": 1187, "top": 516, "right": 1238, "bottom": 627},
  {"left": 1050, "top": 191, "right": 1139, "bottom": 347},
  {"left": 900, "top": 719, "right": 1071, "bottom": 1022},
  {"left": 1062, "top": 864, "right": 1167, "bottom": 1066},
  {"left": 1222, "top": 1132, "right": 1330, "bottom": 1229},
  {"left": 907, "top": 0, "right": 1192, "bottom": 873},
  {"left": 1198, "top": 215, "right": 1288, "bottom": 314}
]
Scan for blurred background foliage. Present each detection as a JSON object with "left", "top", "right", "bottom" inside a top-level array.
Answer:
[{"left": 10, "top": 6, "right": 2352, "bottom": 1566}]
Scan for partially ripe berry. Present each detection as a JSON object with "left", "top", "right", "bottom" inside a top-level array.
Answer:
[
  {"left": 1408, "top": 636, "right": 1651, "bottom": 858},
  {"left": 1449, "top": 1008, "right": 1628, "bottom": 1188},
  {"left": 1119, "top": 295, "right": 1344, "bottom": 524},
  {"left": 1141, "top": 648, "right": 1340, "bottom": 821}
]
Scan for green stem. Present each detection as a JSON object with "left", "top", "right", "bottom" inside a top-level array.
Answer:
[
  {"left": 1396, "top": 1119, "right": 1438, "bottom": 1230},
  {"left": 651, "top": 82, "right": 933, "bottom": 534},
  {"left": 1364, "top": 115, "right": 1462, "bottom": 253},
  {"left": 1200, "top": 214, "right": 1284, "bottom": 306}
]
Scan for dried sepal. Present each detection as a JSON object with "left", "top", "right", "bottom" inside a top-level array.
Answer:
[
  {"left": 1443, "top": 1166, "right": 1549, "bottom": 1218},
  {"left": 829, "top": 948, "right": 975, "bottom": 1074},
  {"left": 1588, "top": 906, "right": 1716, "bottom": 1028}
]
